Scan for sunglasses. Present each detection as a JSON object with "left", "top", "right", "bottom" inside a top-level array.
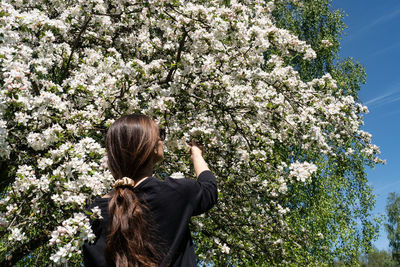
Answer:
[{"left": 159, "top": 128, "right": 166, "bottom": 141}]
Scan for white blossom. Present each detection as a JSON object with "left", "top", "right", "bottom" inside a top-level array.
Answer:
[
  {"left": 170, "top": 172, "right": 185, "bottom": 179},
  {"left": 321, "top": 39, "right": 333, "bottom": 48},
  {"left": 289, "top": 161, "right": 318, "bottom": 182},
  {"left": 91, "top": 206, "right": 103, "bottom": 220},
  {"left": 8, "top": 228, "right": 27, "bottom": 242},
  {"left": 221, "top": 243, "right": 231, "bottom": 254}
]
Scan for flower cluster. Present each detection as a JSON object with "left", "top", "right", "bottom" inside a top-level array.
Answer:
[
  {"left": 49, "top": 213, "right": 95, "bottom": 264},
  {"left": 321, "top": 39, "right": 333, "bottom": 48},
  {"left": 8, "top": 228, "right": 27, "bottom": 243},
  {"left": 289, "top": 161, "right": 318, "bottom": 182}
]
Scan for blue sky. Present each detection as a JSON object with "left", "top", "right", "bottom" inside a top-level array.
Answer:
[{"left": 331, "top": 0, "right": 400, "bottom": 250}]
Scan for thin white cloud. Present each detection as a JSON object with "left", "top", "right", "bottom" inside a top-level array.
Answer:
[
  {"left": 365, "top": 91, "right": 395, "bottom": 106},
  {"left": 377, "top": 107, "right": 400, "bottom": 119},
  {"left": 369, "top": 8, "right": 400, "bottom": 28},
  {"left": 342, "top": 8, "right": 400, "bottom": 43},
  {"left": 386, "top": 95, "right": 400, "bottom": 105},
  {"left": 368, "top": 41, "right": 400, "bottom": 58},
  {"left": 365, "top": 87, "right": 400, "bottom": 108},
  {"left": 374, "top": 179, "right": 400, "bottom": 195},
  {"left": 365, "top": 87, "right": 400, "bottom": 119}
]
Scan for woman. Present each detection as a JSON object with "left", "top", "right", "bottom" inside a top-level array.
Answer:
[{"left": 83, "top": 114, "right": 218, "bottom": 267}]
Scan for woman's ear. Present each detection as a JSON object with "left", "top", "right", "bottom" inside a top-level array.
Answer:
[{"left": 153, "top": 140, "right": 164, "bottom": 163}]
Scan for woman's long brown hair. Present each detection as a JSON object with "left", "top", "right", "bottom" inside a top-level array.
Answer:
[{"left": 105, "top": 114, "right": 162, "bottom": 267}]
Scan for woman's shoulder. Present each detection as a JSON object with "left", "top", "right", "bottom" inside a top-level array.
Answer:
[
  {"left": 161, "top": 175, "right": 202, "bottom": 198},
  {"left": 159, "top": 170, "right": 215, "bottom": 189}
]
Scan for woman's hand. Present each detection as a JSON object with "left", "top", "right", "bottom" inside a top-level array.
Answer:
[
  {"left": 188, "top": 140, "right": 209, "bottom": 178},
  {"left": 188, "top": 140, "right": 203, "bottom": 160}
]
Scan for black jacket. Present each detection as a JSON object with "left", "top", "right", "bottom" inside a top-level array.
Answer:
[{"left": 83, "top": 170, "right": 218, "bottom": 267}]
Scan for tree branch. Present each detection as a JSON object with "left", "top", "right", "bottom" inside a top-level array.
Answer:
[
  {"left": 61, "top": 15, "right": 92, "bottom": 80},
  {"left": 160, "top": 28, "right": 188, "bottom": 85},
  {"left": 1, "top": 233, "right": 48, "bottom": 267}
]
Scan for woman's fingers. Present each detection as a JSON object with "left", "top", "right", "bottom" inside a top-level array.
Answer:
[{"left": 188, "top": 140, "right": 204, "bottom": 151}]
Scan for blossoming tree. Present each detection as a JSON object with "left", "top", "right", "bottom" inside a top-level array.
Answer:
[{"left": 0, "top": 0, "right": 382, "bottom": 265}]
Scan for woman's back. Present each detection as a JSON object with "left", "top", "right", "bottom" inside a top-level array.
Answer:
[{"left": 83, "top": 170, "right": 217, "bottom": 267}]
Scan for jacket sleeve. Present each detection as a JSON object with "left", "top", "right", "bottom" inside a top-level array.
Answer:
[{"left": 187, "top": 170, "right": 218, "bottom": 216}]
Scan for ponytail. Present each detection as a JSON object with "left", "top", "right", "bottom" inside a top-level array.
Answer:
[{"left": 105, "top": 187, "right": 161, "bottom": 267}]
